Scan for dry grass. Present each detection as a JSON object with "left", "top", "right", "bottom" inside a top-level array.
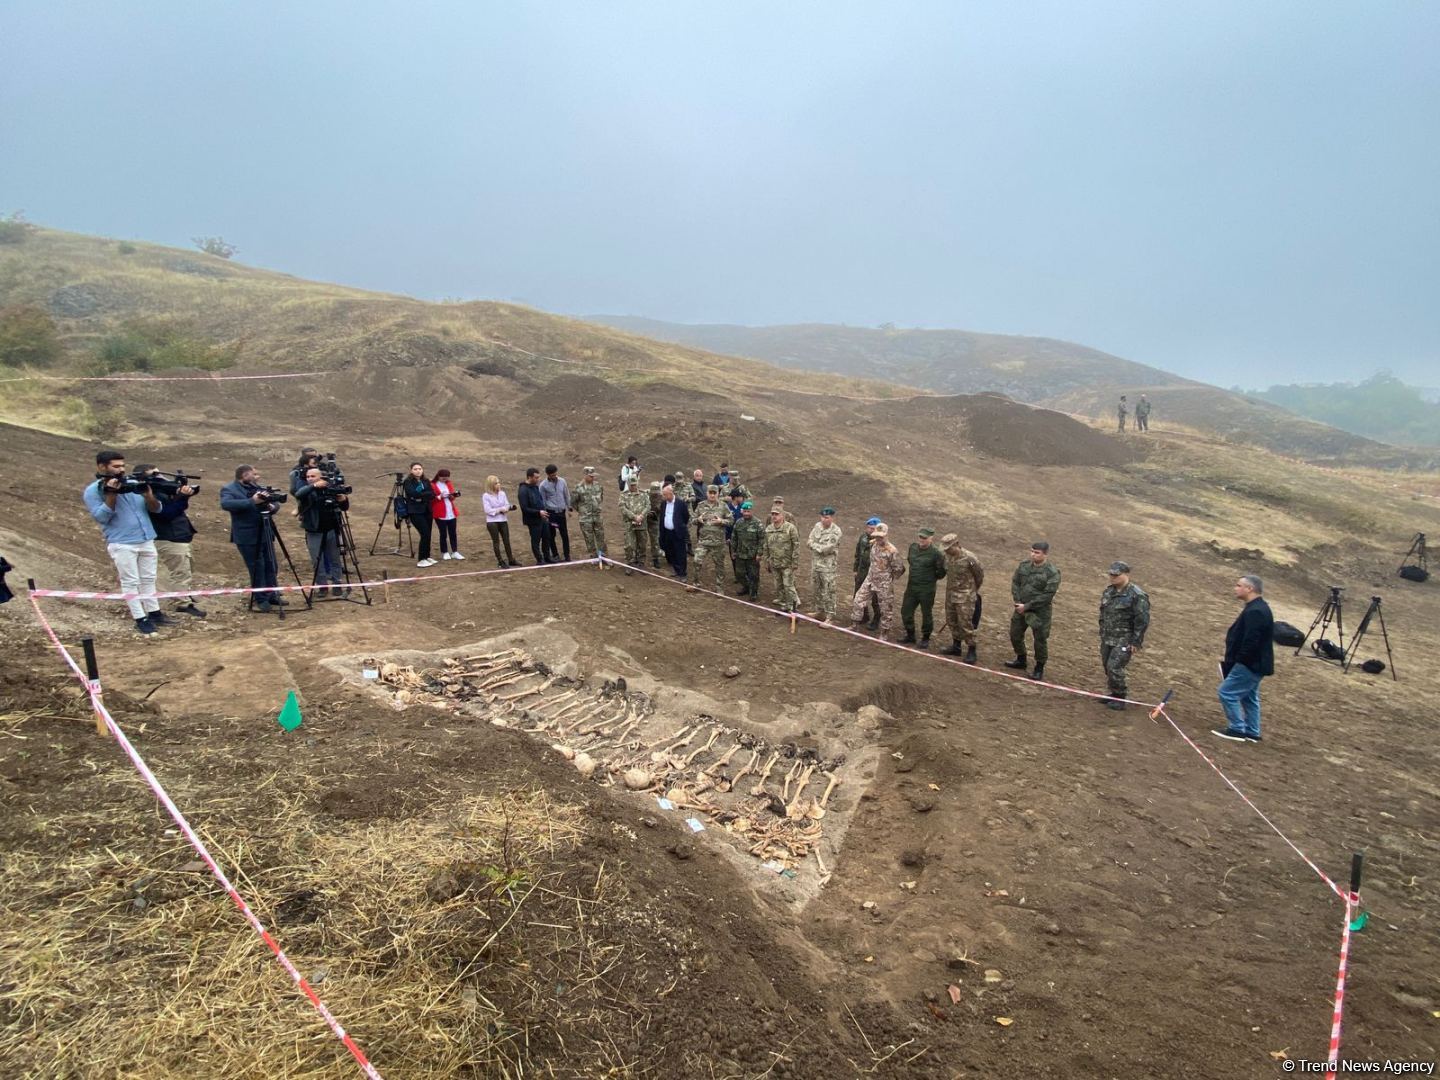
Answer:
[{"left": 0, "top": 786, "right": 680, "bottom": 1078}]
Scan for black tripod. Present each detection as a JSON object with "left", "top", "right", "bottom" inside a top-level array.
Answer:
[
  {"left": 368, "top": 472, "right": 415, "bottom": 558},
  {"left": 1296, "top": 585, "right": 1345, "bottom": 659},
  {"left": 1344, "top": 595, "right": 1397, "bottom": 680},
  {"left": 1399, "top": 532, "right": 1428, "bottom": 582},
  {"left": 249, "top": 511, "right": 311, "bottom": 619},
  {"left": 309, "top": 508, "right": 372, "bottom": 605}
]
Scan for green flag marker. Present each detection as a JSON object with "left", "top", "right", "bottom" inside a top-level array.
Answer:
[
  {"left": 1349, "top": 910, "right": 1368, "bottom": 932},
  {"left": 278, "top": 690, "right": 303, "bottom": 732}
]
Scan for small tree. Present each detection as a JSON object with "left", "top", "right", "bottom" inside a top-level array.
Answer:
[
  {"left": 0, "top": 211, "right": 35, "bottom": 244},
  {"left": 192, "top": 236, "right": 236, "bottom": 259},
  {"left": 0, "top": 305, "right": 62, "bottom": 366}
]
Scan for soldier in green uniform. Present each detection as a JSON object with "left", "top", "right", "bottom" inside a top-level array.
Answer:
[
  {"left": 618, "top": 485, "right": 652, "bottom": 575},
  {"left": 692, "top": 485, "right": 731, "bottom": 592},
  {"left": 1117, "top": 395, "right": 1129, "bottom": 433},
  {"left": 900, "top": 528, "right": 947, "bottom": 649},
  {"left": 730, "top": 502, "right": 767, "bottom": 600},
  {"left": 725, "top": 470, "right": 753, "bottom": 504},
  {"left": 939, "top": 532, "right": 984, "bottom": 663},
  {"left": 770, "top": 496, "right": 795, "bottom": 525},
  {"left": 646, "top": 480, "right": 664, "bottom": 569},
  {"left": 570, "top": 467, "right": 608, "bottom": 560},
  {"left": 1005, "top": 541, "right": 1061, "bottom": 680},
  {"left": 853, "top": 517, "right": 881, "bottom": 630},
  {"left": 1097, "top": 560, "right": 1149, "bottom": 710},
  {"left": 764, "top": 507, "right": 801, "bottom": 611},
  {"left": 806, "top": 507, "right": 843, "bottom": 622}
]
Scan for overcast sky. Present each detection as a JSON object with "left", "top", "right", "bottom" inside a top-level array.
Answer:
[{"left": 4, "top": 2, "right": 1436, "bottom": 386}]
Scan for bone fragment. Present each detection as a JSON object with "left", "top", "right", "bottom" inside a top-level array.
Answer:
[
  {"left": 818, "top": 772, "right": 841, "bottom": 810},
  {"left": 729, "top": 748, "right": 761, "bottom": 788},
  {"left": 645, "top": 725, "right": 692, "bottom": 750},
  {"left": 682, "top": 727, "right": 721, "bottom": 767},
  {"left": 780, "top": 761, "right": 801, "bottom": 802},
  {"left": 750, "top": 752, "right": 780, "bottom": 796},
  {"left": 498, "top": 675, "right": 557, "bottom": 702},
  {"left": 700, "top": 741, "right": 742, "bottom": 778},
  {"left": 785, "top": 764, "right": 816, "bottom": 816}
]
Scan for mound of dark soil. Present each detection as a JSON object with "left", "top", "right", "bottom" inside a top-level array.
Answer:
[
  {"left": 524, "top": 373, "right": 633, "bottom": 411},
  {"left": 963, "top": 397, "right": 1135, "bottom": 467}
]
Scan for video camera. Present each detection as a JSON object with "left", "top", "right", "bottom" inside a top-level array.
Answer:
[
  {"left": 316, "top": 452, "right": 352, "bottom": 495},
  {"left": 96, "top": 472, "right": 150, "bottom": 495},
  {"left": 145, "top": 469, "right": 203, "bottom": 497},
  {"left": 256, "top": 485, "right": 289, "bottom": 506}
]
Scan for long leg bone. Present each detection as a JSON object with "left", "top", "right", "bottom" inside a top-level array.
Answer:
[
  {"left": 533, "top": 688, "right": 581, "bottom": 714},
  {"left": 725, "top": 748, "right": 761, "bottom": 791},
  {"left": 816, "top": 772, "right": 841, "bottom": 814},
  {"left": 497, "top": 675, "right": 557, "bottom": 702},
  {"left": 785, "top": 764, "right": 816, "bottom": 818},
  {"left": 700, "top": 742, "right": 743, "bottom": 778},
  {"left": 645, "top": 724, "right": 692, "bottom": 750},
  {"left": 780, "top": 761, "right": 801, "bottom": 802},
  {"left": 681, "top": 727, "right": 721, "bottom": 767},
  {"left": 750, "top": 752, "right": 780, "bottom": 796}
]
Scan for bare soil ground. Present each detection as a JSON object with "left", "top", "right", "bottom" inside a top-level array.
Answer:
[{"left": 2, "top": 371, "right": 1439, "bottom": 1078}]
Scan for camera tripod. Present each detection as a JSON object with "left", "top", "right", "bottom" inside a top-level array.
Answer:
[
  {"left": 1343, "top": 595, "right": 1397, "bottom": 680},
  {"left": 368, "top": 472, "right": 416, "bottom": 558},
  {"left": 1398, "top": 532, "right": 1428, "bottom": 581},
  {"left": 308, "top": 508, "right": 372, "bottom": 606},
  {"left": 1296, "top": 585, "right": 1346, "bottom": 659},
  {"left": 248, "top": 511, "right": 311, "bottom": 619}
]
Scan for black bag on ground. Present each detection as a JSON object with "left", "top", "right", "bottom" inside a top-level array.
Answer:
[
  {"left": 1312, "top": 638, "right": 1344, "bottom": 661},
  {"left": 1399, "top": 565, "right": 1428, "bottom": 582},
  {"left": 1360, "top": 659, "right": 1386, "bottom": 674},
  {"left": 1272, "top": 621, "right": 1306, "bottom": 647}
]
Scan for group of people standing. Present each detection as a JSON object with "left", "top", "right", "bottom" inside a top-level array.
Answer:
[{"left": 1116, "top": 393, "right": 1153, "bottom": 432}]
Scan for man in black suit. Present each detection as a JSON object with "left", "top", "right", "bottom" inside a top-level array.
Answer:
[
  {"left": 1213, "top": 574, "right": 1274, "bottom": 743},
  {"left": 517, "top": 467, "right": 552, "bottom": 564},
  {"left": 657, "top": 483, "right": 691, "bottom": 579},
  {"left": 219, "top": 464, "right": 284, "bottom": 611}
]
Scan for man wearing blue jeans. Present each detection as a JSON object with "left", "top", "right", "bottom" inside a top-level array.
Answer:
[{"left": 1213, "top": 574, "right": 1274, "bottom": 743}]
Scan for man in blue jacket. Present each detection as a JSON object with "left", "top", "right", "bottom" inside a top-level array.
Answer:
[
  {"left": 220, "top": 465, "right": 284, "bottom": 612},
  {"left": 1213, "top": 574, "right": 1274, "bottom": 743},
  {"left": 83, "top": 450, "right": 166, "bottom": 634}
]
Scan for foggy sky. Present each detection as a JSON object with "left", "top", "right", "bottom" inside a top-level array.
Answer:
[{"left": 3, "top": 1, "right": 1436, "bottom": 387}]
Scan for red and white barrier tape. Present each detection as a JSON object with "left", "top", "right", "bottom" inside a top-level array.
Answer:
[
  {"left": 30, "top": 556, "right": 602, "bottom": 602},
  {"left": 0, "top": 371, "right": 327, "bottom": 383},
  {"left": 25, "top": 593, "right": 384, "bottom": 1079},
  {"left": 1325, "top": 895, "right": 1357, "bottom": 1079}
]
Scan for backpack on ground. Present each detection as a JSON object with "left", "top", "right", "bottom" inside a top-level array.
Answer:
[{"left": 1272, "top": 621, "right": 1305, "bottom": 647}]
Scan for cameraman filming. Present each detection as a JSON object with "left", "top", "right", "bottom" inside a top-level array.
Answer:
[
  {"left": 296, "top": 466, "right": 350, "bottom": 596},
  {"left": 83, "top": 450, "right": 166, "bottom": 635},
  {"left": 134, "top": 464, "right": 206, "bottom": 619},
  {"left": 290, "top": 447, "right": 320, "bottom": 495},
  {"left": 220, "top": 464, "right": 284, "bottom": 612}
]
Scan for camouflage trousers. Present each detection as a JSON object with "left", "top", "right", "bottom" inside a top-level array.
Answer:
[
  {"left": 624, "top": 521, "right": 648, "bottom": 564},
  {"left": 811, "top": 566, "right": 837, "bottom": 619},
  {"left": 851, "top": 574, "right": 896, "bottom": 637},
  {"left": 854, "top": 570, "right": 879, "bottom": 625},
  {"left": 771, "top": 565, "right": 799, "bottom": 611},
  {"left": 693, "top": 541, "right": 727, "bottom": 591},
  {"left": 646, "top": 521, "right": 661, "bottom": 566},
  {"left": 1100, "top": 641, "right": 1134, "bottom": 696},
  {"left": 578, "top": 518, "right": 607, "bottom": 557},
  {"left": 945, "top": 589, "right": 979, "bottom": 646},
  {"left": 1009, "top": 609, "right": 1052, "bottom": 668},
  {"left": 735, "top": 557, "right": 761, "bottom": 599}
]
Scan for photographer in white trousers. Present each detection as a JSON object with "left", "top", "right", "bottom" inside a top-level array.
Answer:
[{"left": 82, "top": 450, "right": 168, "bottom": 635}]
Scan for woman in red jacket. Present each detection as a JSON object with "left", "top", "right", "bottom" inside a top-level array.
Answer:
[{"left": 430, "top": 468, "right": 464, "bottom": 560}]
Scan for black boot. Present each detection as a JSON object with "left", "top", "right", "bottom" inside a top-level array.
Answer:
[
  {"left": 1030, "top": 665, "right": 1045, "bottom": 681},
  {"left": 1004, "top": 657, "right": 1028, "bottom": 669},
  {"left": 944, "top": 641, "right": 964, "bottom": 656},
  {"left": 963, "top": 645, "right": 977, "bottom": 664},
  {"left": 902, "top": 629, "right": 916, "bottom": 644},
  {"left": 918, "top": 636, "right": 930, "bottom": 650}
]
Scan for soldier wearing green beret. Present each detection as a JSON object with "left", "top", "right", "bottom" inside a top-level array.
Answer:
[
  {"left": 901, "top": 528, "right": 948, "bottom": 649},
  {"left": 730, "top": 501, "right": 767, "bottom": 600}
]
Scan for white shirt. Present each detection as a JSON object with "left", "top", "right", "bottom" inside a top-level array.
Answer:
[
  {"left": 663, "top": 500, "right": 675, "bottom": 529},
  {"left": 620, "top": 464, "right": 639, "bottom": 492}
]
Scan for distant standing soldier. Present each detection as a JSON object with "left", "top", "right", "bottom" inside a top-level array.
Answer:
[
  {"left": 726, "top": 470, "right": 753, "bottom": 503},
  {"left": 764, "top": 507, "right": 801, "bottom": 611},
  {"left": 618, "top": 484, "right": 651, "bottom": 574},
  {"left": 1117, "top": 395, "right": 1129, "bottom": 432},
  {"left": 806, "top": 507, "right": 843, "bottom": 622},
  {"left": 730, "top": 501, "right": 767, "bottom": 600},
  {"left": 1134, "top": 394, "right": 1151, "bottom": 432},
  {"left": 570, "top": 467, "right": 608, "bottom": 560},
  {"left": 692, "top": 486, "right": 731, "bottom": 592},
  {"left": 1005, "top": 541, "right": 1061, "bottom": 680},
  {"left": 646, "top": 481, "right": 664, "bottom": 569},
  {"left": 901, "top": 528, "right": 947, "bottom": 649},
  {"left": 939, "top": 532, "right": 984, "bottom": 663},
  {"left": 853, "top": 517, "right": 882, "bottom": 630},
  {"left": 1098, "top": 561, "right": 1149, "bottom": 710},
  {"left": 850, "top": 523, "right": 905, "bottom": 638}
]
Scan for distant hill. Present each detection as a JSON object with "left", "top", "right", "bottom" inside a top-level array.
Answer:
[
  {"left": 1247, "top": 373, "right": 1440, "bottom": 448},
  {"left": 590, "top": 315, "right": 1432, "bottom": 468}
]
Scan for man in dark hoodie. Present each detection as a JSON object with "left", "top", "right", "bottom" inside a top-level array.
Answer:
[{"left": 1213, "top": 574, "right": 1274, "bottom": 743}]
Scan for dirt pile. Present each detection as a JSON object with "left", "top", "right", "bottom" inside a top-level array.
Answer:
[{"left": 522, "top": 373, "right": 633, "bottom": 412}]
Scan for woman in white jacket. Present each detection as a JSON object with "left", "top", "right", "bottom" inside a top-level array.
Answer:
[{"left": 481, "top": 475, "right": 519, "bottom": 567}]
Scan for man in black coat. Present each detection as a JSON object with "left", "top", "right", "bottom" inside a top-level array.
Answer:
[
  {"left": 219, "top": 465, "right": 284, "bottom": 612},
  {"left": 656, "top": 484, "right": 691, "bottom": 579},
  {"left": 518, "top": 468, "right": 552, "bottom": 565},
  {"left": 1213, "top": 574, "right": 1274, "bottom": 743}
]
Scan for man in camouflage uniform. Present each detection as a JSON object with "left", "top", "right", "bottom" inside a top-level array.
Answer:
[
  {"left": 850, "top": 522, "right": 905, "bottom": 638},
  {"left": 570, "top": 467, "right": 608, "bottom": 560},
  {"left": 806, "top": 507, "right": 843, "bottom": 622},
  {"left": 1098, "top": 560, "right": 1150, "bottom": 710},
  {"left": 730, "top": 501, "right": 766, "bottom": 600},
  {"left": 691, "top": 485, "right": 731, "bottom": 592},
  {"left": 769, "top": 495, "right": 796, "bottom": 526},
  {"left": 1117, "top": 395, "right": 1129, "bottom": 432},
  {"left": 1134, "top": 394, "right": 1151, "bottom": 432},
  {"left": 764, "top": 507, "right": 801, "bottom": 611},
  {"left": 1006, "top": 541, "right": 1062, "bottom": 680},
  {"left": 725, "top": 470, "right": 753, "bottom": 504},
  {"left": 853, "top": 517, "right": 881, "bottom": 630},
  {"left": 939, "top": 532, "right": 984, "bottom": 663},
  {"left": 645, "top": 480, "right": 664, "bottom": 569},
  {"left": 901, "top": 528, "right": 948, "bottom": 649},
  {"left": 618, "top": 484, "right": 652, "bottom": 575}
]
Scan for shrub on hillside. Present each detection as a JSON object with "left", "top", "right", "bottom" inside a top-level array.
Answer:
[
  {"left": 59, "top": 399, "right": 127, "bottom": 440},
  {"left": 0, "top": 304, "right": 62, "bottom": 367},
  {"left": 0, "top": 211, "right": 36, "bottom": 244},
  {"left": 192, "top": 236, "right": 236, "bottom": 259},
  {"left": 90, "top": 318, "right": 239, "bottom": 374},
  {"left": 117, "top": 242, "right": 137, "bottom": 255}
]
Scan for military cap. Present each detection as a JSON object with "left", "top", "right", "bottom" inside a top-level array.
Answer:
[
  {"left": 1107, "top": 560, "right": 1131, "bottom": 575},
  {"left": 650, "top": 480, "right": 662, "bottom": 489},
  {"left": 769, "top": 507, "right": 783, "bottom": 516},
  {"left": 772, "top": 495, "right": 785, "bottom": 503},
  {"left": 741, "top": 500, "right": 753, "bottom": 509},
  {"left": 707, "top": 484, "right": 719, "bottom": 493},
  {"left": 872, "top": 523, "right": 889, "bottom": 537},
  {"left": 866, "top": 516, "right": 882, "bottom": 527},
  {"left": 583, "top": 466, "right": 595, "bottom": 474},
  {"left": 940, "top": 532, "right": 960, "bottom": 547},
  {"left": 1030, "top": 540, "right": 1050, "bottom": 552},
  {"left": 821, "top": 506, "right": 836, "bottom": 516},
  {"left": 918, "top": 528, "right": 935, "bottom": 538}
]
